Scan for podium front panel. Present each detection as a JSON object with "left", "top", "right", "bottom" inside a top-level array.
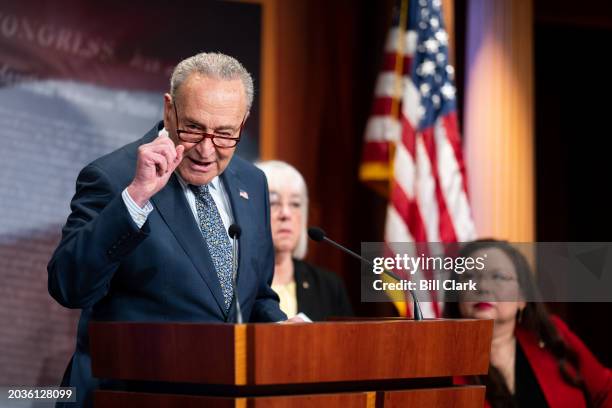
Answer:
[{"left": 90, "top": 319, "right": 492, "bottom": 386}]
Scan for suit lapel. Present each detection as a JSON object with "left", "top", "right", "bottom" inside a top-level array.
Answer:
[
  {"left": 294, "top": 260, "right": 311, "bottom": 314},
  {"left": 221, "top": 164, "right": 250, "bottom": 320},
  {"left": 151, "top": 174, "right": 227, "bottom": 317}
]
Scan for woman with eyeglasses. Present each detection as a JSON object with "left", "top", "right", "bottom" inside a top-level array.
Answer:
[
  {"left": 445, "top": 239, "right": 611, "bottom": 408},
  {"left": 256, "top": 160, "right": 353, "bottom": 321}
]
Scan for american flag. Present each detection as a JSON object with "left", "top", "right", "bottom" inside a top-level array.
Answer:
[{"left": 360, "top": 0, "right": 476, "bottom": 317}]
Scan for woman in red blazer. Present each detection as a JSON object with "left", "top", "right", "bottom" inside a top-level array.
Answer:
[{"left": 446, "top": 240, "right": 611, "bottom": 408}]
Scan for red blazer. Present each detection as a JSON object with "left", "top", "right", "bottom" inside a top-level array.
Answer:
[{"left": 456, "top": 316, "right": 612, "bottom": 407}]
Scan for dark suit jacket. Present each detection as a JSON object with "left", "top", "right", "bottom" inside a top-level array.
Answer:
[
  {"left": 47, "top": 122, "right": 286, "bottom": 407},
  {"left": 294, "top": 259, "right": 353, "bottom": 321}
]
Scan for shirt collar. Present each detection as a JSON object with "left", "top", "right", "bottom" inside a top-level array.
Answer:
[{"left": 176, "top": 172, "right": 221, "bottom": 191}]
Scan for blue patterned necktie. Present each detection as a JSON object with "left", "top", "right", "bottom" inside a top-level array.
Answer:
[{"left": 190, "top": 184, "right": 233, "bottom": 311}]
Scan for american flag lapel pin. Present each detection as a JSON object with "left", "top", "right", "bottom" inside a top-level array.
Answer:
[{"left": 239, "top": 189, "right": 249, "bottom": 200}]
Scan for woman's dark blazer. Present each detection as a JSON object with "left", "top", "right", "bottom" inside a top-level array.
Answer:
[{"left": 293, "top": 259, "right": 353, "bottom": 321}]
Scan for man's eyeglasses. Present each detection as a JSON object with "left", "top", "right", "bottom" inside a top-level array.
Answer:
[{"left": 173, "top": 103, "right": 245, "bottom": 148}]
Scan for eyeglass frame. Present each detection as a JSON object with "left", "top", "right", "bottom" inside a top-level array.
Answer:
[
  {"left": 269, "top": 197, "right": 305, "bottom": 214},
  {"left": 173, "top": 102, "right": 247, "bottom": 148},
  {"left": 458, "top": 270, "right": 519, "bottom": 286}
]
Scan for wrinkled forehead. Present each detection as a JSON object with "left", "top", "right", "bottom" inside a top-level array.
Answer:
[
  {"left": 270, "top": 185, "right": 303, "bottom": 201},
  {"left": 175, "top": 74, "right": 247, "bottom": 114}
]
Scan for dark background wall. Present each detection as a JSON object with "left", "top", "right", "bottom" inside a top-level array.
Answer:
[{"left": 534, "top": 0, "right": 612, "bottom": 366}]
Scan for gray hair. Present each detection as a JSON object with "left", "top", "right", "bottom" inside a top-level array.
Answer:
[
  {"left": 256, "top": 160, "right": 309, "bottom": 260},
  {"left": 170, "top": 52, "right": 254, "bottom": 112}
]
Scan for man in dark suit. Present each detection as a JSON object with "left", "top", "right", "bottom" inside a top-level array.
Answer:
[{"left": 47, "top": 52, "right": 287, "bottom": 407}]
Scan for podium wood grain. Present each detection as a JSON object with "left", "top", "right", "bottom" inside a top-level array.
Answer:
[
  {"left": 90, "top": 319, "right": 492, "bottom": 385},
  {"left": 95, "top": 390, "right": 377, "bottom": 408}
]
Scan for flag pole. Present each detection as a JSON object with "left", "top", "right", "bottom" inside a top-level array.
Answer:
[
  {"left": 389, "top": 0, "right": 411, "bottom": 317},
  {"left": 388, "top": 0, "right": 408, "bottom": 196}
]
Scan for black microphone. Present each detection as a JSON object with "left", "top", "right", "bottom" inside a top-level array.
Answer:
[
  {"left": 228, "top": 224, "right": 242, "bottom": 240},
  {"left": 307, "top": 226, "right": 423, "bottom": 321},
  {"left": 228, "top": 224, "right": 243, "bottom": 324}
]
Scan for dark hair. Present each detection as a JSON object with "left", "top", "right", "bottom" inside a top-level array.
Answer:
[{"left": 444, "top": 239, "right": 590, "bottom": 407}]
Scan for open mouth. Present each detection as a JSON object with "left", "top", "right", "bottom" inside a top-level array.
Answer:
[{"left": 188, "top": 157, "right": 214, "bottom": 171}]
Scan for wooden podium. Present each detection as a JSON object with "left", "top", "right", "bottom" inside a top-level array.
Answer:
[{"left": 89, "top": 319, "right": 492, "bottom": 407}]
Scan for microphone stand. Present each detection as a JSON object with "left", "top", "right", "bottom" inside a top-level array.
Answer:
[
  {"left": 309, "top": 227, "right": 423, "bottom": 321},
  {"left": 229, "top": 225, "right": 243, "bottom": 324}
]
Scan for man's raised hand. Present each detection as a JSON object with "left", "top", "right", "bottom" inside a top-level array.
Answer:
[{"left": 127, "top": 136, "right": 185, "bottom": 207}]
